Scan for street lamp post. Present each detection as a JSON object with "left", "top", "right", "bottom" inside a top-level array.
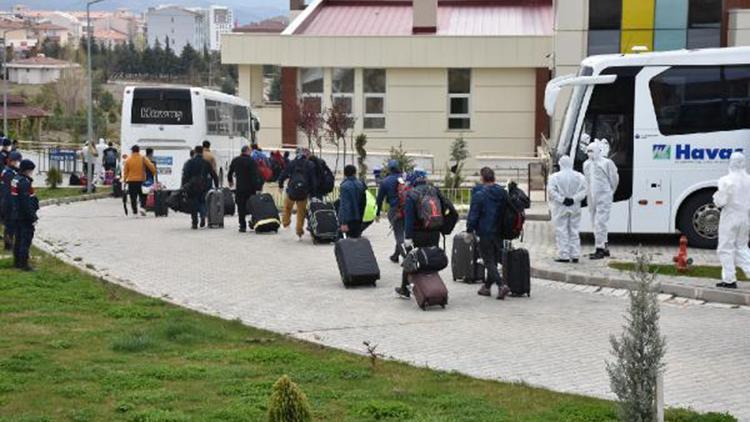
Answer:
[
  {"left": 86, "top": 0, "right": 105, "bottom": 193},
  {"left": 1, "top": 29, "right": 10, "bottom": 136}
]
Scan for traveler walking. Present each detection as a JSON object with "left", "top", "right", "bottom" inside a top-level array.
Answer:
[
  {"left": 714, "top": 152, "right": 750, "bottom": 289},
  {"left": 395, "top": 169, "right": 454, "bottom": 298},
  {"left": 375, "top": 160, "right": 405, "bottom": 263},
  {"left": 278, "top": 148, "right": 317, "bottom": 240},
  {"left": 122, "top": 145, "right": 157, "bottom": 216},
  {"left": 1, "top": 151, "right": 22, "bottom": 250},
  {"left": 466, "top": 167, "right": 511, "bottom": 300},
  {"left": 102, "top": 142, "right": 118, "bottom": 172},
  {"left": 548, "top": 155, "right": 587, "bottom": 263},
  {"left": 202, "top": 141, "right": 217, "bottom": 174},
  {"left": 227, "top": 145, "right": 262, "bottom": 232},
  {"left": 9, "top": 159, "right": 39, "bottom": 271},
  {"left": 182, "top": 145, "right": 219, "bottom": 229},
  {"left": 339, "top": 165, "right": 366, "bottom": 239}
]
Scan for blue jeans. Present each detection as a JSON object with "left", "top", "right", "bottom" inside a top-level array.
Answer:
[{"left": 190, "top": 194, "right": 207, "bottom": 226}]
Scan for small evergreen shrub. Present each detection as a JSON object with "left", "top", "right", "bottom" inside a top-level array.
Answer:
[
  {"left": 46, "top": 167, "right": 63, "bottom": 189},
  {"left": 267, "top": 375, "right": 312, "bottom": 422}
]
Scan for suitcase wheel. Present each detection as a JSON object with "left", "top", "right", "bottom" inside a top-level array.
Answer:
[
  {"left": 441, "top": 304, "right": 446, "bottom": 309},
  {"left": 371, "top": 282, "right": 377, "bottom": 288}
]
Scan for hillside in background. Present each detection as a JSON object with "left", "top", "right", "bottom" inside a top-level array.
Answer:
[{"left": 0, "top": 0, "right": 287, "bottom": 25}]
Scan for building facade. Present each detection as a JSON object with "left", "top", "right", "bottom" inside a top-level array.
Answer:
[
  {"left": 6, "top": 56, "right": 79, "bottom": 85},
  {"left": 146, "top": 5, "right": 208, "bottom": 52},
  {"left": 223, "top": 0, "right": 553, "bottom": 168},
  {"left": 208, "top": 5, "right": 233, "bottom": 51}
]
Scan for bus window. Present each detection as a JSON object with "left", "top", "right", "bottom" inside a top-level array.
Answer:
[
  {"left": 579, "top": 67, "right": 640, "bottom": 202},
  {"left": 650, "top": 65, "right": 750, "bottom": 135},
  {"left": 131, "top": 88, "right": 193, "bottom": 125},
  {"left": 232, "top": 106, "right": 250, "bottom": 138}
]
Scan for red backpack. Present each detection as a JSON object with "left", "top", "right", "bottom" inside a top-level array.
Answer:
[
  {"left": 413, "top": 185, "right": 444, "bottom": 230},
  {"left": 256, "top": 157, "right": 272, "bottom": 182},
  {"left": 396, "top": 181, "right": 411, "bottom": 219}
]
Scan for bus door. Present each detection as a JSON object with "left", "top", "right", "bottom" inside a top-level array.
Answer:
[
  {"left": 630, "top": 66, "right": 673, "bottom": 233},
  {"left": 575, "top": 66, "right": 640, "bottom": 233}
]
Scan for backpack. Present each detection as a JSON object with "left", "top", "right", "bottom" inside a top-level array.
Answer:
[
  {"left": 499, "top": 183, "right": 530, "bottom": 240},
  {"left": 316, "top": 159, "right": 335, "bottom": 196},
  {"left": 256, "top": 157, "right": 272, "bottom": 182},
  {"left": 396, "top": 181, "right": 411, "bottom": 219},
  {"left": 413, "top": 184, "right": 443, "bottom": 230},
  {"left": 287, "top": 160, "right": 310, "bottom": 201},
  {"left": 440, "top": 195, "right": 458, "bottom": 236},
  {"left": 104, "top": 149, "right": 117, "bottom": 165}
]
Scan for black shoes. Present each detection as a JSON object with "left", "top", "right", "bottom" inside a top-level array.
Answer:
[
  {"left": 716, "top": 282, "right": 738, "bottom": 289},
  {"left": 589, "top": 248, "right": 607, "bottom": 260},
  {"left": 477, "top": 285, "right": 491, "bottom": 296},
  {"left": 389, "top": 253, "right": 400, "bottom": 264},
  {"left": 497, "top": 285, "right": 511, "bottom": 300},
  {"left": 191, "top": 223, "right": 198, "bottom": 230},
  {"left": 394, "top": 287, "right": 411, "bottom": 298},
  {"left": 239, "top": 227, "right": 247, "bottom": 233},
  {"left": 571, "top": 258, "right": 579, "bottom": 263},
  {"left": 554, "top": 258, "right": 571, "bottom": 263},
  {"left": 199, "top": 218, "right": 206, "bottom": 228}
]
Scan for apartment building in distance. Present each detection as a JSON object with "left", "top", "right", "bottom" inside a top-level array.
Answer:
[{"left": 208, "top": 5, "right": 233, "bottom": 51}]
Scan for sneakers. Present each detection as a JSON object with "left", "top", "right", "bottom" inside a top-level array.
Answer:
[
  {"left": 199, "top": 217, "right": 206, "bottom": 228},
  {"left": 477, "top": 285, "right": 491, "bottom": 296},
  {"left": 394, "top": 287, "right": 411, "bottom": 298},
  {"left": 716, "top": 282, "right": 738, "bottom": 289},
  {"left": 589, "top": 248, "right": 607, "bottom": 260},
  {"left": 497, "top": 285, "right": 511, "bottom": 300},
  {"left": 389, "top": 253, "right": 400, "bottom": 264}
]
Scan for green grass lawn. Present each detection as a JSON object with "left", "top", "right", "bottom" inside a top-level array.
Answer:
[
  {"left": 35, "top": 186, "right": 111, "bottom": 201},
  {"left": 0, "top": 252, "right": 736, "bottom": 422},
  {"left": 609, "top": 262, "right": 749, "bottom": 282}
]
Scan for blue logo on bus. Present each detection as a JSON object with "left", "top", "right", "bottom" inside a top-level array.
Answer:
[
  {"left": 674, "top": 144, "right": 741, "bottom": 161},
  {"left": 652, "top": 144, "right": 670, "bottom": 160}
]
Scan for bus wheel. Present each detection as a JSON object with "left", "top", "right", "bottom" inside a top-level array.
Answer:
[{"left": 678, "top": 190, "right": 719, "bottom": 249}]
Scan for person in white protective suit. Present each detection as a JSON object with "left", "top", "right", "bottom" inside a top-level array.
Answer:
[
  {"left": 713, "top": 151, "right": 750, "bottom": 289},
  {"left": 584, "top": 139, "right": 619, "bottom": 260},
  {"left": 548, "top": 155, "right": 587, "bottom": 263}
]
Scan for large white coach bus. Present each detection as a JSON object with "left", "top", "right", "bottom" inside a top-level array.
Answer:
[
  {"left": 120, "top": 86, "right": 259, "bottom": 190},
  {"left": 545, "top": 47, "right": 750, "bottom": 248}
]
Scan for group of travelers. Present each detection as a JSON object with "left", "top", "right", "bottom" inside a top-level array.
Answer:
[{"left": 0, "top": 134, "right": 38, "bottom": 271}]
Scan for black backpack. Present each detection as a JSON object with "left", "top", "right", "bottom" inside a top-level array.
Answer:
[
  {"left": 104, "top": 149, "right": 117, "bottom": 166},
  {"left": 288, "top": 160, "right": 310, "bottom": 201},
  {"left": 316, "top": 159, "right": 335, "bottom": 196},
  {"left": 498, "top": 182, "right": 530, "bottom": 240}
]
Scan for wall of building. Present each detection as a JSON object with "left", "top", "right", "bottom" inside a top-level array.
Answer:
[
  {"left": 236, "top": 65, "right": 537, "bottom": 168},
  {"left": 9, "top": 67, "right": 62, "bottom": 84},
  {"left": 729, "top": 8, "right": 750, "bottom": 45},
  {"left": 147, "top": 8, "right": 204, "bottom": 52}
]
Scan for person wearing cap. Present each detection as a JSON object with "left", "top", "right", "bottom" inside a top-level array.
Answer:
[
  {"left": 0, "top": 151, "right": 22, "bottom": 250},
  {"left": 227, "top": 145, "right": 261, "bottom": 232},
  {"left": 0, "top": 138, "right": 11, "bottom": 169},
  {"left": 9, "top": 159, "right": 38, "bottom": 271},
  {"left": 122, "top": 145, "right": 157, "bottom": 216},
  {"left": 375, "top": 159, "right": 405, "bottom": 263}
]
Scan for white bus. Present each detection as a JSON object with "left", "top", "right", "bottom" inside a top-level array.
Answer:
[
  {"left": 120, "top": 86, "right": 259, "bottom": 190},
  {"left": 545, "top": 47, "right": 750, "bottom": 248}
]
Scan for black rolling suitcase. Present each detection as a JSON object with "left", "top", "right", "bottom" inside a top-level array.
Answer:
[
  {"left": 154, "top": 190, "right": 169, "bottom": 217},
  {"left": 335, "top": 238, "right": 380, "bottom": 287},
  {"left": 502, "top": 242, "right": 530, "bottom": 297},
  {"left": 451, "top": 232, "right": 485, "bottom": 283},
  {"left": 112, "top": 178, "right": 123, "bottom": 198},
  {"left": 307, "top": 199, "right": 338, "bottom": 243},
  {"left": 222, "top": 188, "right": 235, "bottom": 216},
  {"left": 205, "top": 189, "right": 224, "bottom": 228},
  {"left": 247, "top": 193, "right": 281, "bottom": 233}
]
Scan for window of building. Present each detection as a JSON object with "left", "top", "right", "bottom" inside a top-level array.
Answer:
[
  {"left": 687, "top": 0, "right": 721, "bottom": 48},
  {"left": 263, "top": 65, "right": 281, "bottom": 104},
  {"left": 332, "top": 68, "right": 354, "bottom": 114},
  {"left": 363, "top": 68, "right": 386, "bottom": 129},
  {"left": 650, "top": 65, "right": 750, "bottom": 135},
  {"left": 299, "top": 67, "right": 323, "bottom": 112},
  {"left": 448, "top": 68, "right": 471, "bottom": 130}
]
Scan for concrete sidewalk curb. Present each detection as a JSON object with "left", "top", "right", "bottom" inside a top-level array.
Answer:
[
  {"left": 39, "top": 192, "right": 113, "bottom": 208},
  {"left": 530, "top": 266, "right": 750, "bottom": 306}
]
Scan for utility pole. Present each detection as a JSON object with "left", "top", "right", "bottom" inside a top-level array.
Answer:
[
  {"left": 86, "top": 0, "right": 105, "bottom": 193},
  {"left": 1, "top": 30, "right": 10, "bottom": 136}
]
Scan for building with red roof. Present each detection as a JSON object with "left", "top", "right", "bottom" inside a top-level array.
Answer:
[
  {"left": 6, "top": 55, "right": 80, "bottom": 85},
  {"left": 222, "top": 0, "right": 554, "bottom": 167}
]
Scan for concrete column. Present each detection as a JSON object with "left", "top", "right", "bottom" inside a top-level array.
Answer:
[{"left": 281, "top": 66, "right": 298, "bottom": 147}]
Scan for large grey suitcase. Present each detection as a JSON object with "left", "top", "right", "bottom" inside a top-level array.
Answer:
[
  {"left": 206, "top": 189, "right": 224, "bottom": 228},
  {"left": 451, "top": 232, "right": 485, "bottom": 283}
]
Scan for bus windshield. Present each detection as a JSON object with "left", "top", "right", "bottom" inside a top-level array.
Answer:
[{"left": 131, "top": 88, "right": 193, "bottom": 125}]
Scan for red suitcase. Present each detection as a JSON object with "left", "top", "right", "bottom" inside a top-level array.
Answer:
[{"left": 408, "top": 272, "right": 448, "bottom": 310}]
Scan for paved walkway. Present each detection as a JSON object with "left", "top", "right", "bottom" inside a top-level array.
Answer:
[{"left": 35, "top": 199, "right": 750, "bottom": 419}]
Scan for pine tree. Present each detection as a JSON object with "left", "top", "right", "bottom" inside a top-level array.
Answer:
[
  {"left": 606, "top": 251, "right": 667, "bottom": 422},
  {"left": 267, "top": 375, "right": 312, "bottom": 422}
]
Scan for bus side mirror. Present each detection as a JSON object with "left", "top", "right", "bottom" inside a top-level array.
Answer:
[{"left": 253, "top": 117, "right": 260, "bottom": 132}]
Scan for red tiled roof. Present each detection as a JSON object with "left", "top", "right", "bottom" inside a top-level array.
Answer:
[
  {"left": 0, "top": 105, "right": 50, "bottom": 119},
  {"left": 235, "top": 18, "right": 288, "bottom": 33},
  {"left": 295, "top": 0, "right": 553, "bottom": 36},
  {"left": 94, "top": 29, "right": 128, "bottom": 41},
  {"left": 32, "top": 22, "right": 68, "bottom": 31},
  {"left": 9, "top": 56, "right": 77, "bottom": 66}
]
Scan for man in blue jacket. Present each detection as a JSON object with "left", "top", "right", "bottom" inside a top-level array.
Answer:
[
  {"left": 467, "top": 167, "right": 511, "bottom": 300},
  {"left": 376, "top": 160, "right": 404, "bottom": 263},
  {"left": 339, "top": 165, "right": 366, "bottom": 238},
  {"left": 1, "top": 151, "right": 21, "bottom": 250},
  {"left": 10, "top": 159, "right": 39, "bottom": 271}
]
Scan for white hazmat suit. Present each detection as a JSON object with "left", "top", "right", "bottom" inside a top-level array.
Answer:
[
  {"left": 713, "top": 152, "right": 750, "bottom": 286},
  {"left": 584, "top": 140, "right": 619, "bottom": 255},
  {"left": 548, "top": 155, "right": 587, "bottom": 261}
]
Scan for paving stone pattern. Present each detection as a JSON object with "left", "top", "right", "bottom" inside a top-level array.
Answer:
[{"left": 35, "top": 199, "right": 750, "bottom": 419}]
